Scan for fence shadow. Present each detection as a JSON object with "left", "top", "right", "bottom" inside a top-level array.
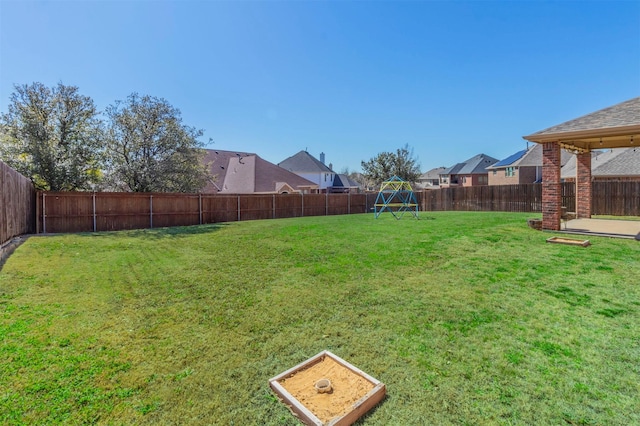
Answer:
[{"left": 86, "top": 223, "right": 229, "bottom": 240}]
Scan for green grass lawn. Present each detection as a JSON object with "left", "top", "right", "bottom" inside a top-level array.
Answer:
[{"left": 1, "top": 211, "right": 639, "bottom": 425}]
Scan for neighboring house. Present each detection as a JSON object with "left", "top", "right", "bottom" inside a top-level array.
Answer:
[
  {"left": 416, "top": 167, "right": 447, "bottom": 189},
  {"left": 561, "top": 148, "right": 640, "bottom": 181},
  {"left": 439, "top": 153, "right": 498, "bottom": 188},
  {"left": 201, "top": 149, "right": 318, "bottom": 194},
  {"left": 278, "top": 151, "right": 336, "bottom": 192},
  {"left": 329, "top": 174, "right": 363, "bottom": 193},
  {"left": 487, "top": 144, "right": 572, "bottom": 185}
]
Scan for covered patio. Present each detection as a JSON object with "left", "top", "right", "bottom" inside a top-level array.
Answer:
[
  {"left": 523, "top": 97, "right": 640, "bottom": 235},
  {"left": 562, "top": 218, "right": 640, "bottom": 239}
]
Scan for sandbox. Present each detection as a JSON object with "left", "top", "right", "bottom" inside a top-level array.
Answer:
[
  {"left": 269, "top": 350, "right": 386, "bottom": 426},
  {"left": 546, "top": 236, "right": 591, "bottom": 247}
]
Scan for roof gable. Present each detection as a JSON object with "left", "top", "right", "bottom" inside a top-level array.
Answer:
[
  {"left": 278, "top": 151, "right": 333, "bottom": 173},
  {"left": 253, "top": 156, "right": 317, "bottom": 192},
  {"left": 333, "top": 174, "right": 362, "bottom": 188},
  {"left": 442, "top": 163, "right": 464, "bottom": 175},
  {"left": 203, "top": 149, "right": 317, "bottom": 193},
  {"left": 452, "top": 153, "right": 499, "bottom": 175},
  {"left": 202, "top": 149, "right": 256, "bottom": 193},
  {"left": 420, "top": 167, "right": 447, "bottom": 180}
]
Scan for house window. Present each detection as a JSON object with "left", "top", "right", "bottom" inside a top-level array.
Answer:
[
  {"left": 479, "top": 175, "right": 487, "bottom": 184},
  {"left": 493, "top": 170, "right": 497, "bottom": 175},
  {"left": 505, "top": 167, "right": 515, "bottom": 177},
  {"left": 462, "top": 177, "right": 467, "bottom": 184}
]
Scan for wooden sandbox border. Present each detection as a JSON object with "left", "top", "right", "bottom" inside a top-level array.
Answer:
[
  {"left": 546, "top": 236, "right": 591, "bottom": 247},
  {"left": 268, "top": 350, "right": 386, "bottom": 426}
]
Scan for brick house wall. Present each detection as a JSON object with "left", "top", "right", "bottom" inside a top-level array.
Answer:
[
  {"left": 461, "top": 174, "right": 489, "bottom": 187},
  {"left": 489, "top": 170, "right": 518, "bottom": 185},
  {"left": 488, "top": 166, "right": 540, "bottom": 186},
  {"left": 519, "top": 166, "right": 539, "bottom": 184}
]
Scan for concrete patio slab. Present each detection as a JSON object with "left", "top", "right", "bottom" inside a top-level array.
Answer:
[{"left": 561, "top": 218, "right": 640, "bottom": 240}]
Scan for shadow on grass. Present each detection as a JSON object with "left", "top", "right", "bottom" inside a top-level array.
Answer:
[
  {"left": 0, "top": 235, "right": 30, "bottom": 272},
  {"left": 85, "top": 223, "right": 230, "bottom": 240}
]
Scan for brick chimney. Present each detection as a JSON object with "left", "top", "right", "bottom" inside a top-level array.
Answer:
[{"left": 320, "top": 152, "right": 325, "bottom": 164}]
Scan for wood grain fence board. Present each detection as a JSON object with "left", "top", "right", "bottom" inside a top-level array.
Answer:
[
  {"left": 239, "top": 195, "right": 274, "bottom": 221},
  {"left": 95, "top": 192, "right": 152, "bottom": 231},
  {"left": 302, "top": 194, "right": 326, "bottom": 217},
  {"left": 1, "top": 161, "right": 35, "bottom": 244},
  {"left": 328, "top": 194, "right": 349, "bottom": 215},
  {"left": 592, "top": 181, "right": 640, "bottom": 216},
  {"left": 203, "top": 195, "right": 238, "bottom": 223},
  {"left": 275, "top": 194, "right": 303, "bottom": 219}
]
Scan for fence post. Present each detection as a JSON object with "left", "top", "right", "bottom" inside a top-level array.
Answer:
[
  {"left": 273, "top": 194, "right": 276, "bottom": 219},
  {"left": 92, "top": 192, "right": 97, "bottom": 232},
  {"left": 301, "top": 192, "right": 304, "bottom": 217},
  {"left": 237, "top": 195, "right": 241, "bottom": 222},
  {"left": 42, "top": 192, "right": 46, "bottom": 234},
  {"left": 348, "top": 191, "right": 351, "bottom": 214},
  {"left": 150, "top": 194, "right": 153, "bottom": 228},
  {"left": 199, "top": 194, "right": 202, "bottom": 225},
  {"left": 326, "top": 192, "right": 328, "bottom": 216}
]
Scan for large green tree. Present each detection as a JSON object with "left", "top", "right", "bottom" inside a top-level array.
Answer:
[
  {"left": 0, "top": 82, "right": 103, "bottom": 190},
  {"left": 361, "top": 144, "right": 421, "bottom": 187},
  {"left": 104, "top": 93, "right": 210, "bottom": 193}
]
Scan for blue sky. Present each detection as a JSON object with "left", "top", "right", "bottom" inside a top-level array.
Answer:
[{"left": 1, "top": 1, "right": 639, "bottom": 173}]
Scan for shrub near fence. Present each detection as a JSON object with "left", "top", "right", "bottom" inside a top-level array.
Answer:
[{"left": 1, "top": 160, "right": 36, "bottom": 245}]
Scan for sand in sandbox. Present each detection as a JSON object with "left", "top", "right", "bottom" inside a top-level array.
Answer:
[{"left": 278, "top": 356, "right": 375, "bottom": 423}]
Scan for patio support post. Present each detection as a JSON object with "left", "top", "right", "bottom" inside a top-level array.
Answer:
[
  {"left": 576, "top": 151, "right": 592, "bottom": 218},
  {"left": 542, "top": 142, "right": 561, "bottom": 230}
]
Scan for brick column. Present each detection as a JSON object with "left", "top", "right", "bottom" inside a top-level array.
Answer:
[
  {"left": 542, "top": 142, "right": 561, "bottom": 230},
  {"left": 576, "top": 151, "right": 592, "bottom": 218}
]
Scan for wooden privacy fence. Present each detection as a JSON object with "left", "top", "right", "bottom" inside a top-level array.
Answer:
[
  {"left": 37, "top": 192, "right": 379, "bottom": 234},
  {"left": 420, "top": 184, "right": 543, "bottom": 212},
  {"left": 420, "top": 181, "right": 638, "bottom": 216},
  {"left": 34, "top": 181, "right": 639, "bottom": 234},
  {"left": 592, "top": 181, "right": 640, "bottom": 216},
  {"left": 1, "top": 160, "right": 36, "bottom": 245}
]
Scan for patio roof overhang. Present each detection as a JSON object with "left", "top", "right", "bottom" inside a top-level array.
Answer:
[
  {"left": 523, "top": 124, "right": 640, "bottom": 153},
  {"left": 521, "top": 96, "right": 639, "bottom": 231}
]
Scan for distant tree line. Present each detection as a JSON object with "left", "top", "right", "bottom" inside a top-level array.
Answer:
[
  {"left": 0, "top": 82, "right": 210, "bottom": 192},
  {"left": 1, "top": 82, "right": 421, "bottom": 193}
]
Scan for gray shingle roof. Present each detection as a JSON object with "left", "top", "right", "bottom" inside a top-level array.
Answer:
[
  {"left": 529, "top": 97, "right": 640, "bottom": 137},
  {"left": 561, "top": 148, "right": 640, "bottom": 178},
  {"left": 333, "top": 174, "right": 362, "bottom": 188},
  {"left": 488, "top": 144, "right": 572, "bottom": 169},
  {"left": 420, "top": 167, "right": 447, "bottom": 180},
  {"left": 278, "top": 150, "right": 333, "bottom": 173},
  {"left": 444, "top": 153, "right": 498, "bottom": 175}
]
